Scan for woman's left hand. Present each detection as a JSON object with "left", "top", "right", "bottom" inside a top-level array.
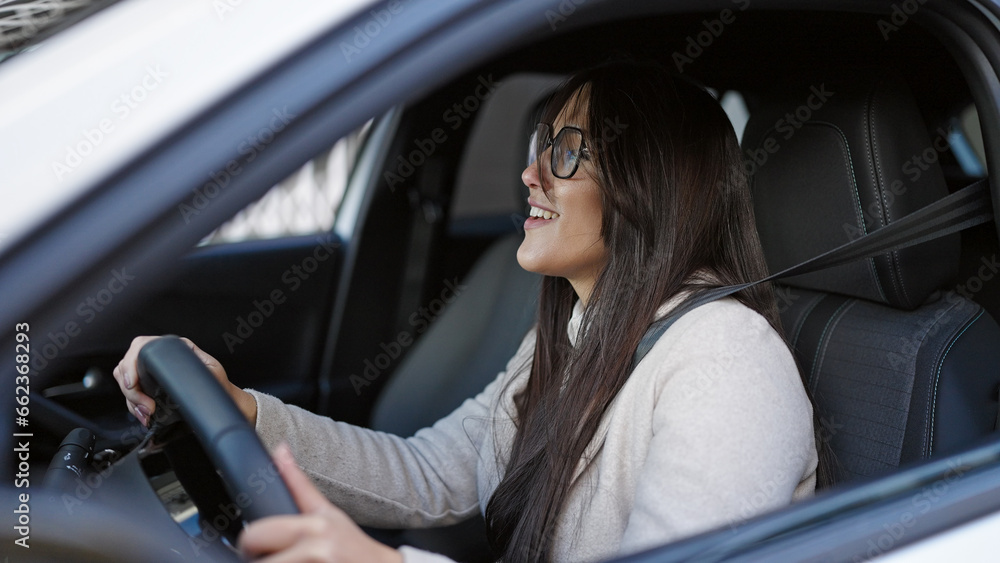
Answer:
[{"left": 238, "top": 444, "right": 403, "bottom": 563}]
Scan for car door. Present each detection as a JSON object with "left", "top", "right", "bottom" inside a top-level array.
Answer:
[{"left": 4, "top": 0, "right": 1000, "bottom": 561}]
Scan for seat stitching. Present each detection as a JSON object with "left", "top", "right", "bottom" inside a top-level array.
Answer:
[
  {"left": 809, "top": 121, "right": 888, "bottom": 304},
  {"left": 808, "top": 122, "right": 868, "bottom": 235},
  {"left": 790, "top": 292, "right": 824, "bottom": 349},
  {"left": 866, "top": 88, "right": 887, "bottom": 232},
  {"left": 810, "top": 299, "right": 856, "bottom": 395},
  {"left": 867, "top": 83, "right": 910, "bottom": 306},
  {"left": 928, "top": 309, "right": 983, "bottom": 456}
]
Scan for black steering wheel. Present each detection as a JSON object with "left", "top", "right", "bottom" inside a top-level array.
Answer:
[{"left": 137, "top": 336, "right": 299, "bottom": 520}]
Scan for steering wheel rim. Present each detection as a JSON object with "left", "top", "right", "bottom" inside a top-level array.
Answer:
[{"left": 137, "top": 336, "right": 299, "bottom": 520}]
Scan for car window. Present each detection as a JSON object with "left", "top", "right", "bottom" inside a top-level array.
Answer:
[
  {"left": 0, "top": 0, "right": 114, "bottom": 63},
  {"left": 719, "top": 90, "right": 750, "bottom": 142},
  {"left": 951, "top": 103, "right": 987, "bottom": 177},
  {"left": 200, "top": 120, "right": 372, "bottom": 244}
]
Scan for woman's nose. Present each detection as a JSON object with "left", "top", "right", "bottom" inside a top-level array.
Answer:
[
  {"left": 522, "top": 152, "right": 549, "bottom": 190},
  {"left": 521, "top": 161, "right": 539, "bottom": 191}
]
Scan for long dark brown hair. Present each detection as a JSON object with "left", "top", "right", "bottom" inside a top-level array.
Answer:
[{"left": 483, "top": 61, "right": 824, "bottom": 561}]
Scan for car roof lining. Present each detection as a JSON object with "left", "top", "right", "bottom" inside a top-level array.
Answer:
[{"left": 462, "top": 9, "right": 972, "bottom": 128}]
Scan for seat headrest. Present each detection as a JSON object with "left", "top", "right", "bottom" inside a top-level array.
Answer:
[{"left": 745, "top": 74, "right": 959, "bottom": 310}]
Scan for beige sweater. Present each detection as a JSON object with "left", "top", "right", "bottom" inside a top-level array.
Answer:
[{"left": 248, "top": 297, "right": 818, "bottom": 562}]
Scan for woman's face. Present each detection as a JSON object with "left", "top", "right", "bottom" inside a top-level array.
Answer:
[{"left": 517, "top": 93, "right": 608, "bottom": 304}]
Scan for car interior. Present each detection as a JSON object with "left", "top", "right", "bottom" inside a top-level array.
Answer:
[{"left": 7, "top": 3, "right": 1000, "bottom": 562}]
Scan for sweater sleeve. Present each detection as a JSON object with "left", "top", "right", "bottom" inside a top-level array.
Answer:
[
  {"left": 245, "top": 330, "right": 535, "bottom": 530},
  {"left": 619, "top": 302, "right": 818, "bottom": 553}
]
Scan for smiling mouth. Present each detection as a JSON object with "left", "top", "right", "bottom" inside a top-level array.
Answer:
[{"left": 529, "top": 205, "right": 560, "bottom": 220}]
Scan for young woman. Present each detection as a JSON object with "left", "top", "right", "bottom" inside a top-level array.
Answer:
[{"left": 114, "top": 61, "right": 819, "bottom": 563}]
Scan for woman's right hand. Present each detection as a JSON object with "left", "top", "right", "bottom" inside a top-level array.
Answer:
[{"left": 112, "top": 336, "right": 258, "bottom": 427}]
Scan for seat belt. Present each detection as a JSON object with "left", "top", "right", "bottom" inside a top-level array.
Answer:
[{"left": 630, "top": 178, "right": 993, "bottom": 371}]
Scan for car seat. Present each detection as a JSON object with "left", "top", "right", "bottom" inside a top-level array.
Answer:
[
  {"left": 366, "top": 74, "right": 556, "bottom": 561},
  {"left": 744, "top": 73, "right": 1000, "bottom": 482}
]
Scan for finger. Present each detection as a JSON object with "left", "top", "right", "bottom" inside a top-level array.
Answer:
[
  {"left": 191, "top": 346, "right": 224, "bottom": 376},
  {"left": 121, "top": 385, "right": 155, "bottom": 421},
  {"left": 273, "top": 444, "right": 330, "bottom": 514},
  {"left": 119, "top": 336, "right": 157, "bottom": 391},
  {"left": 245, "top": 539, "right": 334, "bottom": 563},
  {"left": 116, "top": 336, "right": 160, "bottom": 417},
  {"left": 238, "top": 515, "right": 326, "bottom": 559},
  {"left": 114, "top": 362, "right": 153, "bottom": 422},
  {"left": 180, "top": 337, "right": 229, "bottom": 383},
  {"left": 125, "top": 400, "right": 143, "bottom": 426},
  {"left": 112, "top": 361, "right": 135, "bottom": 393}
]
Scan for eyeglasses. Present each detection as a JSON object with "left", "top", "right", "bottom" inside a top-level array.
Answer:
[{"left": 527, "top": 123, "right": 589, "bottom": 179}]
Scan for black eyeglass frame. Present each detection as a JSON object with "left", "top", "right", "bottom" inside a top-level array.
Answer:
[{"left": 528, "top": 123, "right": 590, "bottom": 180}]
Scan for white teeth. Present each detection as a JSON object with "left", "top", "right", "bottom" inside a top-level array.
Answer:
[{"left": 529, "top": 206, "right": 559, "bottom": 219}]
